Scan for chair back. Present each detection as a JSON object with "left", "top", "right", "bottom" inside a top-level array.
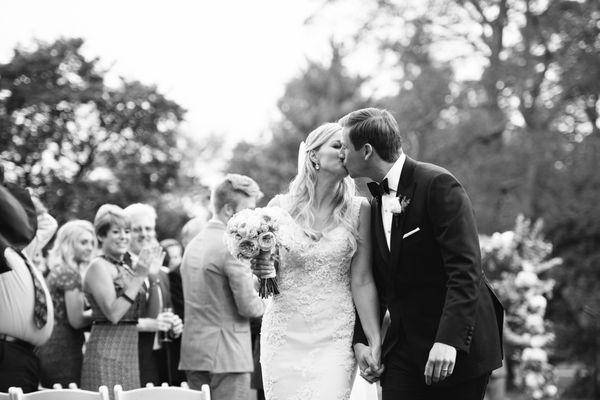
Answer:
[
  {"left": 9, "top": 386, "right": 109, "bottom": 400},
  {"left": 0, "top": 391, "right": 9, "bottom": 400},
  {"left": 113, "top": 384, "right": 210, "bottom": 400}
]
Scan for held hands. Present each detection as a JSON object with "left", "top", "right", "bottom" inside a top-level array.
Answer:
[
  {"left": 134, "top": 245, "right": 165, "bottom": 277},
  {"left": 354, "top": 343, "right": 384, "bottom": 384},
  {"left": 155, "top": 311, "right": 183, "bottom": 338},
  {"left": 424, "top": 342, "right": 457, "bottom": 385}
]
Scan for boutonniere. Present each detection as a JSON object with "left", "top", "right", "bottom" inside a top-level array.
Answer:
[{"left": 390, "top": 196, "right": 411, "bottom": 215}]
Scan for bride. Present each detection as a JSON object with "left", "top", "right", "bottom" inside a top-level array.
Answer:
[{"left": 254, "top": 122, "right": 382, "bottom": 400}]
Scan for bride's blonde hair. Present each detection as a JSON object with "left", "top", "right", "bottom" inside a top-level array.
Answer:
[{"left": 286, "top": 122, "right": 357, "bottom": 251}]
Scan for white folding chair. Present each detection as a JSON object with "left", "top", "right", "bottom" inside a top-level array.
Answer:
[
  {"left": 113, "top": 384, "right": 210, "bottom": 400},
  {"left": 9, "top": 386, "right": 109, "bottom": 400}
]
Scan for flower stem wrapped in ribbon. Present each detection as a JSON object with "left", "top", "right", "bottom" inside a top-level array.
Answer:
[{"left": 226, "top": 207, "right": 286, "bottom": 298}]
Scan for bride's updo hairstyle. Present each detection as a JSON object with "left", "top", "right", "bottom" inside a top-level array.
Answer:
[{"left": 287, "top": 123, "right": 358, "bottom": 251}]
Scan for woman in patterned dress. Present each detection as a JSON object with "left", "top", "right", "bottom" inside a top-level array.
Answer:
[
  {"left": 35, "top": 220, "right": 96, "bottom": 387},
  {"left": 80, "top": 205, "right": 162, "bottom": 397}
]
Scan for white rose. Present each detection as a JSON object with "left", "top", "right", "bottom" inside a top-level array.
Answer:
[
  {"left": 515, "top": 271, "right": 539, "bottom": 288},
  {"left": 532, "top": 389, "right": 543, "bottom": 399},
  {"left": 545, "top": 384, "right": 558, "bottom": 396},
  {"left": 525, "top": 372, "right": 539, "bottom": 388},
  {"left": 528, "top": 295, "right": 547, "bottom": 313},
  {"left": 522, "top": 347, "right": 548, "bottom": 363},
  {"left": 525, "top": 314, "right": 546, "bottom": 334}
]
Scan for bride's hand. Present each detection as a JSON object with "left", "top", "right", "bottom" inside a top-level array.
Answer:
[
  {"left": 354, "top": 343, "right": 383, "bottom": 383},
  {"left": 250, "top": 252, "right": 275, "bottom": 278}
]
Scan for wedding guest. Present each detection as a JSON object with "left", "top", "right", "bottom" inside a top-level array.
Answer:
[
  {"left": 0, "top": 179, "right": 55, "bottom": 393},
  {"left": 31, "top": 249, "right": 49, "bottom": 278},
  {"left": 180, "top": 215, "right": 208, "bottom": 248},
  {"left": 80, "top": 204, "right": 162, "bottom": 397},
  {"left": 35, "top": 220, "right": 96, "bottom": 387},
  {"left": 179, "top": 174, "right": 265, "bottom": 400},
  {"left": 159, "top": 238, "right": 186, "bottom": 385},
  {"left": 160, "top": 238, "right": 184, "bottom": 320},
  {"left": 124, "top": 203, "right": 183, "bottom": 386}
]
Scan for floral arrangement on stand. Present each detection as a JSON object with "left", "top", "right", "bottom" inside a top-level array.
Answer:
[{"left": 480, "top": 215, "right": 562, "bottom": 399}]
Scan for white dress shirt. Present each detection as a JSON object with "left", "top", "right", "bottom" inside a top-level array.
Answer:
[{"left": 381, "top": 153, "right": 406, "bottom": 249}]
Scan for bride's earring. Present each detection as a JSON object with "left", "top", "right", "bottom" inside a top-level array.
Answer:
[{"left": 315, "top": 163, "right": 320, "bottom": 170}]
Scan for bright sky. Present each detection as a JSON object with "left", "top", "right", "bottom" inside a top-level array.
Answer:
[
  {"left": 0, "top": 0, "right": 483, "bottom": 184},
  {"left": 0, "top": 0, "right": 343, "bottom": 144}
]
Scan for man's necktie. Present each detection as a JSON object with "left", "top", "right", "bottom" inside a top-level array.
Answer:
[
  {"left": 367, "top": 178, "right": 391, "bottom": 198},
  {"left": 19, "top": 252, "right": 48, "bottom": 329}
]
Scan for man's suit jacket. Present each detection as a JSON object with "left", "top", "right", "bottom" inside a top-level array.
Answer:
[
  {"left": 355, "top": 156, "right": 504, "bottom": 385},
  {"left": 179, "top": 220, "right": 265, "bottom": 373},
  {"left": 138, "top": 268, "right": 172, "bottom": 386}
]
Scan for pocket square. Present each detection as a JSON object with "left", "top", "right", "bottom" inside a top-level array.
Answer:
[{"left": 402, "top": 227, "right": 420, "bottom": 239}]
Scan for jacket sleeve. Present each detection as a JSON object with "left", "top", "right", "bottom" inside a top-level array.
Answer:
[
  {"left": 223, "top": 255, "right": 265, "bottom": 319},
  {"left": 427, "top": 172, "right": 481, "bottom": 353},
  {"left": 23, "top": 212, "right": 57, "bottom": 260}
]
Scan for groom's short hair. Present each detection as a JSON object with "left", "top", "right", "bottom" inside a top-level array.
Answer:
[
  {"left": 339, "top": 108, "right": 402, "bottom": 162},
  {"left": 211, "top": 174, "right": 263, "bottom": 213}
]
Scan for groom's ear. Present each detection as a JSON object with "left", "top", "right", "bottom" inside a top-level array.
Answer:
[{"left": 363, "top": 144, "right": 374, "bottom": 161}]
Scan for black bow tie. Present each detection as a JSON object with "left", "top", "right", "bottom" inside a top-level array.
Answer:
[{"left": 367, "top": 178, "right": 391, "bottom": 198}]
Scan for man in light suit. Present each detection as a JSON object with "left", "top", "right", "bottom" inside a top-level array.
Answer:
[{"left": 179, "top": 174, "right": 265, "bottom": 400}]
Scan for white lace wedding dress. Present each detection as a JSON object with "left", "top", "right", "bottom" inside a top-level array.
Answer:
[{"left": 261, "top": 195, "right": 378, "bottom": 400}]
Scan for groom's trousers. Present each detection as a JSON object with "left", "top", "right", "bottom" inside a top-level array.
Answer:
[{"left": 381, "top": 341, "right": 490, "bottom": 400}]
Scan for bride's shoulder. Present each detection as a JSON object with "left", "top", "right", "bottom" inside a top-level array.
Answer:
[
  {"left": 352, "top": 195, "right": 370, "bottom": 210},
  {"left": 267, "top": 194, "right": 288, "bottom": 208},
  {"left": 350, "top": 196, "right": 370, "bottom": 220}
]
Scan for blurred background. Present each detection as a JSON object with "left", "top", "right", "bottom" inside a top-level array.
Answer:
[{"left": 1, "top": 0, "right": 599, "bottom": 398}]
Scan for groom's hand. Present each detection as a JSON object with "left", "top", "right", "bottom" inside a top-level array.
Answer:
[{"left": 424, "top": 342, "right": 457, "bottom": 385}]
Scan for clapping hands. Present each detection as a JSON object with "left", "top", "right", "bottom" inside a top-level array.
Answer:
[
  {"left": 133, "top": 244, "right": 165, "bottom": 277},
  {"left": 156, "top": 310, "right": 183, "bottom": 338}
]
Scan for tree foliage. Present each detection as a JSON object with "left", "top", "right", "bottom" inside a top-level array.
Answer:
[
  {"left": 0, "top": 38, "right": 195, "bottom": 239},
  {"left": 227, "top": 42, "right": 370, "bottom": 202}
]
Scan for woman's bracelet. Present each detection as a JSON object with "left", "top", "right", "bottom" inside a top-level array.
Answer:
[{"left": 119, "top": 292, "right": 136, "bottom": 304}]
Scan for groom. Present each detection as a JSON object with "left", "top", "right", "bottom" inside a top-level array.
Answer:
[{"left": 339, "top": 108, "right": 503, "bottom": 400}]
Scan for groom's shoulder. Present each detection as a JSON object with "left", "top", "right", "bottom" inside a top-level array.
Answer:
[{"left": 413, "top": 160, "right": 455, "bottom": 182}]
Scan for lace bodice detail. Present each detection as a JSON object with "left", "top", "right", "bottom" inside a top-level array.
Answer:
[{"left": 261, "top": 195, "right": 364, "bottom": 400}]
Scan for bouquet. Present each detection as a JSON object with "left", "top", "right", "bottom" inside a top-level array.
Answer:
[{"left": 226, "top": 207, "right": 286, "bottom": 298}]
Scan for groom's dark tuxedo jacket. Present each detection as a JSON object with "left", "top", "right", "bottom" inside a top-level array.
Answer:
[{"left": 354, "top": 156, "right": 504, "bottom": 386}]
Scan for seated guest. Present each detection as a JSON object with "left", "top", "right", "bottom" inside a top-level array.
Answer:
[
  {"left": 35, "top": 220, "right": 96, "bottom": 387},
  {"left": 80, "top": 205, "right": 162, "bottom": 397},
  {"left": 124, "top": 203, "right": 183, "bottom": 386},
  {"left": 0, "top": 177, "right": 56, "bottom": 393}
]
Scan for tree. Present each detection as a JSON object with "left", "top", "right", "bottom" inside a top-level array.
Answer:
[
  {"left": 316, "top": 0, "right": 600, "bottom": 389},
  {"left": 227, "top": 42, "right": 369, "bottom": 202},
  {"left": 0, "top": 38, "right": 192, "bottom": 236}
]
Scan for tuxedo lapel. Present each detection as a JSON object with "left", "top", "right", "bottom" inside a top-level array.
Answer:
[
  {"left": 371, "top": 197, "right": 390, "bottom": 263},
  {"left": 390, "top": 157, "right": 417, "bottom": 263}
]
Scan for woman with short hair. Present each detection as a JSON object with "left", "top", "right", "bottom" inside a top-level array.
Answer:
[{"left": 80, "top": 205, "right": 162, "bottom": 397}]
